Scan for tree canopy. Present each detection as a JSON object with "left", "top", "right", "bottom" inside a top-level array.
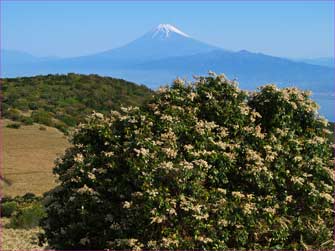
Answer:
[
  {"left": 40, "top": 73, "right": 333, "bottom": 249},
  {"left": 1, "top": 73, "right": 152, "bottom": 133}
]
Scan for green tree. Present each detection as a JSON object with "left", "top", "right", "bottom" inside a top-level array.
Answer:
[{"left": 40, "top": 74, "right": 333, "bottom": 250}]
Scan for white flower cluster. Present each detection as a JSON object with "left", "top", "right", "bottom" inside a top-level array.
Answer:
[
  {"left": 134, "top": 147, "right": 149, "bottom": 157},
  {"left": 195, "top": 120, "right": 219, "bottom": 135}
]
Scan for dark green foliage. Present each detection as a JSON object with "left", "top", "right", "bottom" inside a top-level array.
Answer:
[
  {"left": 6, "top": 123, "right": 21, "bottom": 129},
  {"left": 10, "top": 203, "right": 46, "bottom": 229},
  {"left": 21, "top": 116, "right": 34, "bottom": 125},
  {"left": 1, "top": 193, "right": 41, "bottom": 206},
  {"left": 21, "top": 193, "right": 40, "bottom": 202},
  {"left": 40, "top": 74, "right": 333, "bottom": 250},
  {"left": 1, "top": 73, "right": 152, "bottom": 132},
  {"left": 2, "top": 193, "right": 45, "bottom": 229},
  {"left": 1, "top": 196, "right": 14, "bottom": 203},
  {"left": 3, "top": 108, "right": 23, "bottom": 121},
  {"left": 31, "top": 110, "right": 53, "bottom": 126},
  {"left": 1, "top": 201, "right": 18, "bottom": 217},
  {"left": 327, "top": 122, "right": 334, "bottom": 141}
]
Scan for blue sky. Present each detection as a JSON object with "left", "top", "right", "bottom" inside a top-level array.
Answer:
[{"left": 1, "top": 1, "right": 334, "bottom": 58}]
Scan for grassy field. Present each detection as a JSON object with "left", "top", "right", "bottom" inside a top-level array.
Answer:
[
  {"left": 0, "top": 217, "right": 47, "bottom": 250},
  {"left": 1, "top": 119, "right": 69, "bottom": 197}
]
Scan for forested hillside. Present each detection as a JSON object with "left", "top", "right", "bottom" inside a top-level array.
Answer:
[{"left": 1, "top": 73, "right": 153, "bottom": 133}]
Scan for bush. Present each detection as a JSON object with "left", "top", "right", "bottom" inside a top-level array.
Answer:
[
  {"left": 53, "top": 120, "right": 69, "bottom": 134},
  {"left": 1, "top": 196, "right": 14, "bottom": 204},
  {"left": 1, "top": 201, "right": 18, "bottom": 217},
  {"left": 28, "top": 102, "right": 39, "bottom": 110},
  {"left": 21, "top": 116, "right": 34, "bottom": 125},
  {"left": 40, "top": 74, "right": 334, "bottom": 250},
  {"left": 21, "top": 193, "right": 40, "bottom": 203},
  {"left": 6, "top": 123, "right": 21, "bottom": 129},
  {"left": 3, "top": 108, "right": 22, "bottom": 121},
  {"left": 56, "top": 114, "right": 77, "bottom": 127},
  {"left": 31, "top": 110, "right": 53, "bottom": 126},
  {"left": 10, "top": 203, "right": 46, "bottom": 229}
]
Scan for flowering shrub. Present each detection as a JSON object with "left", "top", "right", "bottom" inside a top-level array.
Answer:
[{"left": 40, "top": 73, "right": 334, "bottom": 249}]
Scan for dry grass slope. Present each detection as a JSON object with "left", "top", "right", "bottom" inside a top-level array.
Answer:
[
  {"left": 1, "top": 120, "right": 69, "bottom": 197},
  {"left": 0, "top": 217, "right": 47, "bottom": 250}
]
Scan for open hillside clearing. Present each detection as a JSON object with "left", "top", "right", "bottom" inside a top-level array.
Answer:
[{"left": 1, "top": 119, "right": 69, "bottom": 197}]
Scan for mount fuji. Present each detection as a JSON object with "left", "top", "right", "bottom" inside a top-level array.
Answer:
[
  {"left": 32, "top": 23, "right": 218, "bottom": 71},
  {"left": 3, "top": 24, "right": 333, "bottom": 119},
  {"left": 2, "top": 24, "right": 217, "bottom": 76},
  {"left": 88, "top": 24, "right": 218, "bottom": 63},
  {"left": 2, "top": 23, "right": 334, "bottom": 93}
]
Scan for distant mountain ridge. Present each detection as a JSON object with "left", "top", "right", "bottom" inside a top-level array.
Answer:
[
  {"left": 1, "top": 49, "right": 59, "bottom": 64},
  {"left": 1, "top": 50, "right": 37, "bottom": 64},
  {"left": 133, "top": 49, "right": 333, "bottom": 91},
  {"left": 1, "top": 24, "right": 334, "bottom": 93},
  {"left": 293, "top": 57, "right": 334, "bottom": 68}
]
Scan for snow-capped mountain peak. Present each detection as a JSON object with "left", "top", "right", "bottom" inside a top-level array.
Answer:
[{"left": 151, "top": 24, "right": 190, "bottom": 38}]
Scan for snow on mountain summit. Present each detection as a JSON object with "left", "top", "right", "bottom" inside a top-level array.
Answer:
[
  {"left": 92, "top": 23, "right": 216, "bottom": 62},
  {"left": 151, "top": 24, "right": 190, "bottom": 38}
]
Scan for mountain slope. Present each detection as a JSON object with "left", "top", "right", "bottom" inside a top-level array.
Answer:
[
  {"left": 1, "top": 49, "right": 38, "bottom": 65},
  {"left": 92, "top": 24, "right": 218, "bottom": 62},
  {"left": 42, "top": 24, "right": 218, "bottom": 70},
  {"left": 1, "top": 49, "right": 58, "bottom": 64},
  {"left": 134, "top": 49, "right": 334, "bottom": 92},
  {"left": 295, "top": 57, "right": 334, "bottom": 68},
  {"left": 1, "top": 74, "right": 153, "bottom": 132}
]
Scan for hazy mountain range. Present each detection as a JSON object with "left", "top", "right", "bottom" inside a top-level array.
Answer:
[
  {"left": 1, "top": 24, "right": 334, "bottom": 120},
  {"left": 294, "top": 57, "right": 334, "bottom": 68}
]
